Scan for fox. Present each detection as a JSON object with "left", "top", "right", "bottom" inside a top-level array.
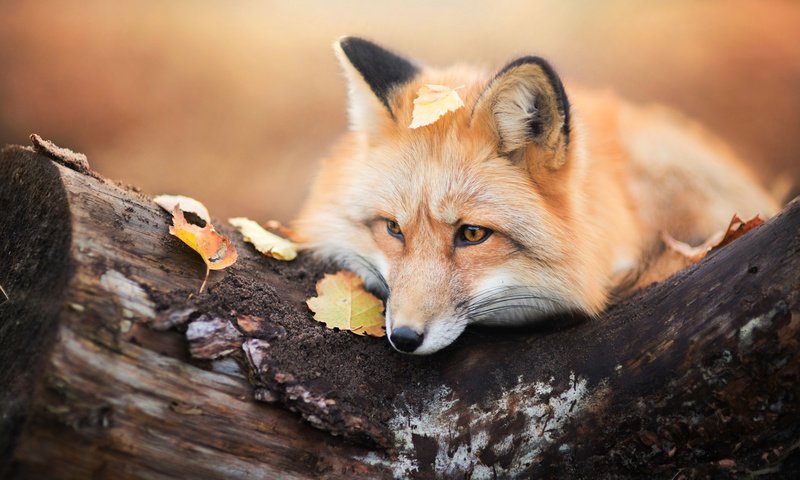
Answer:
[{"left": 295, "top": 37, "right": 779, "bottom": 355}]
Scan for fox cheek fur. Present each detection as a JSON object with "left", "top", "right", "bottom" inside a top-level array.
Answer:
[{"left": 294, "top": 37, "right": 778, "bottom": 355}]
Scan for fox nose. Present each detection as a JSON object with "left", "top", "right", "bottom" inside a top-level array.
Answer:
[{"left": 390, "top": 327, "right": 424, "bottom": 353}]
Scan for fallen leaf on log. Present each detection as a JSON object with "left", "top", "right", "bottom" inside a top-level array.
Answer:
[
  {"left": 712, "top": 214, "right": 765, "bottom": 250},
  {"left": 229, "top": 217, "right": 297, "bottom": 261},
  {"left": 306, "top": 271, "right": 385, "bottom": 337},
  {"left": 153, "top": 195, "right": 238, "bottom": 292},
  {"left": 168, "top": 206, "right": 237, "bottom": 292}
]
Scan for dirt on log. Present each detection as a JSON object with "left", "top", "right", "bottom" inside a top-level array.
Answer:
[{"left": 1, "top": 138, "right": 799, "bottom": 479}]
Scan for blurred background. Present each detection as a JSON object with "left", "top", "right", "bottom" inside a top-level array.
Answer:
[{"left": 1, "top": 0, "right": 798, "bottom": 222}]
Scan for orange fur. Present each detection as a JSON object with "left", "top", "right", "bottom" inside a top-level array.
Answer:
[{"left": 294, "top": 38, "right": 779, "bottom": 354}]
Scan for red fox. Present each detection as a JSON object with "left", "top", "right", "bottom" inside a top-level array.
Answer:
[{"left": 295, "top": 37, "right": 778, "bottom": 355}]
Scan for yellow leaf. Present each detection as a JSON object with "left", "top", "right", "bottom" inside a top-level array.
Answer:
[
  {"left": 306, "top": 271, "right": 385, "bottom": 337},
  {"left": 228, "top": 217, "right": 297, "bottom": 261},
  {"left": 169, "top": 206, "right": 238, "bottom": 292},
  {"left": 409, "top": 84, "right": 465, "bottom": 129}
]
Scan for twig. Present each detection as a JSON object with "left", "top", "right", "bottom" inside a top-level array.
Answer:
[
  {"left": 747, "top": 464, "right": 781, "bottom": 477},
  {"left": 670, "top": 468, "right": 688, "bottom": 480},
  {"left": 199, "top": 267, "right": 209, "bottom": 294},
  {"left": 747, "top": 439, "right": 800, "bottom": 477},
  {"left": 0, "top": 282, "right": 8, "bottom": 303}
]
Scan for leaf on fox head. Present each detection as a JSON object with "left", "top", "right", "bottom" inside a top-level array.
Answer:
[
  {"left": 662, "top": 213, "right": 765, "bottom": 263},
  {"left": 409, "top": 84, "right": 465, "bottom": 129},
  {"left": 306, "top": 271, "right": 385, "bottom": 337},
  {"left": 228, "top": 217, "right": 297, "bottom": 261},
  {"left": 158, "top": 200, "right": 237, "bottom": 293}
]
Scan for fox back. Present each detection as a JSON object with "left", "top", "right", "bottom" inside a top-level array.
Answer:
[{"left": 295, "top": 37, "right": 777, "bottom": 354}]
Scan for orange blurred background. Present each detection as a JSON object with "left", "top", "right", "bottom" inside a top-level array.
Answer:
[{"left": 1, "top": 0, "right": 798, "bottom": 222}]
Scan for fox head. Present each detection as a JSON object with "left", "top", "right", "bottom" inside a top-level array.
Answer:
[{"left": 296, "top": 37, "right": 610, "bottom": 354}]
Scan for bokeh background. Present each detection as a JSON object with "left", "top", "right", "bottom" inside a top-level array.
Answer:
[{"left": 2, "top": 0, "right": 798, "bottom": 222}]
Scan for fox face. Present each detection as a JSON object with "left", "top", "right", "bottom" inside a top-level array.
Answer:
[{"left": 296, "top": 37, "right": 618, "bottom": 354}]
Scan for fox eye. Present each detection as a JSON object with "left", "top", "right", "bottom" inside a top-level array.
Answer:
[
  {"left": 386, "top": 219, "right": 404, "bottom": 239},
  {"left": 456, "top": 225, "right": 492, "bottom": 246}
]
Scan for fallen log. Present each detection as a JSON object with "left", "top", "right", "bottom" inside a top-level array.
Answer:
[{"left": 1, "top": 138, "right": 798, "bottom": 479}]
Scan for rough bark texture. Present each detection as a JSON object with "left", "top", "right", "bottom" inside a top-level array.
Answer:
[{"left": 1, "top": 139, "right": 798, "bottom": 479}]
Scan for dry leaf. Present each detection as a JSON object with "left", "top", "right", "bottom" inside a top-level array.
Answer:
[
  {"left": 169, "top": 207, "right": 237, "bottom": 292},
  {"left": 409, "top": 84, "right": 465, "bottom": 129},
  {"left": 306, "top": 271, "right": 385, "bottom": 337},
  {"left": 663, "top": 213, "right": 765, "bottom": 263},
  {"left": 712, "top": 214, "right": 764, "bottom": 251},
  {"left": 154, "top": 194, "right": 211, "bottom": 224},
  {"left": 229, "top": 217, "right": 297, "bottom": 261},
  {"left": 154, "top": 195, "right": 237, "bottom": 292}
]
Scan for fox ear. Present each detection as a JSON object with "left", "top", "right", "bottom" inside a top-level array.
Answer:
[
  {"left": 334, "top": 36, "right": 420, "bottom": 132},
  {"left": 474, "top": 56, "right": 571, "bottom": 168}
]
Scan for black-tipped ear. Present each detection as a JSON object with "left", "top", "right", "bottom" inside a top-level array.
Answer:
[
  {"left": 498, "top": 56, "right": 570, "bottom": 142},
  {"left": 338, "top": 37, "right": 419, "bottom": 117},
  {"left": 474, "top": 56, "right": 571, "bottom": 167}
]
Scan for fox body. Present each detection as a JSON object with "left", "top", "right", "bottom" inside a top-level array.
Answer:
[{"left": 295, "top": 37, "right": 778, "bottom": 355}]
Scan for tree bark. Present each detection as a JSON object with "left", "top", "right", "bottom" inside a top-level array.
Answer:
[{"left": 1, "top": 138, "right": 798, "bottom": 479}]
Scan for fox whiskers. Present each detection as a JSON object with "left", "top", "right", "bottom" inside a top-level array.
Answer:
[{"left": 460, "top": 286, "right": 563, "bottom": 323}]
